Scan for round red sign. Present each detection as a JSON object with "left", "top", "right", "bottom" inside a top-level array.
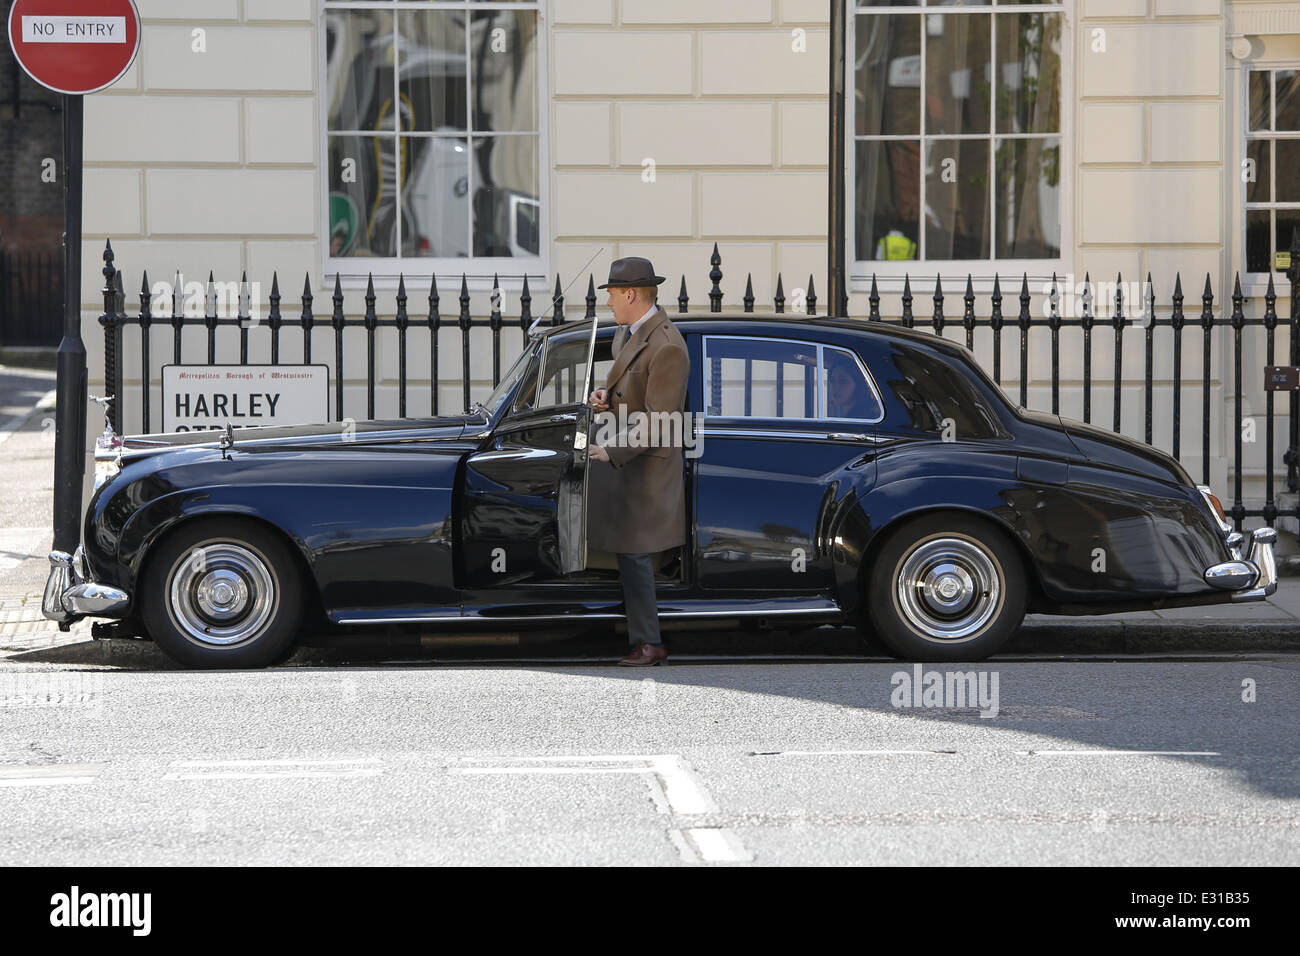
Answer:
[{"left": 7, "top": 0, "right": 140, "bottom": 95}]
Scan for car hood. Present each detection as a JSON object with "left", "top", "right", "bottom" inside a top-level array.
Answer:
[{"left": 116, "top": 414, "right": 485, "bottom": 461}]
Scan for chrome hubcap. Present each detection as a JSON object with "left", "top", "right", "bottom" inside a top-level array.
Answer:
[
  {"left": 169, "top": 544, "right": 275, "bottom": 646},
  {"left": 897, "top": 537, "right": 1001, "bottom": 641}
]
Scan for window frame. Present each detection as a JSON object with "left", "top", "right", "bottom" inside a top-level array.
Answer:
[
  {"left": 1242, "top": 65, "right": 1300, "bottom": 287},
  {"left": 318, "top": 0, "right": 549, "bottom": 290},
  {"left": 701, "top": 334, "right": 886, "bottom": 426},
  {"left": 846, "top": 1, "right": 1073, "bottom": 293}
]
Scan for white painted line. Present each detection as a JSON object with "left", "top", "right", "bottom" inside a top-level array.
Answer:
[
  {"left": 0, "top": 391, "right": 56, "bottom": 447},
  {"left": 1016, "top": 750, "right": 1221, "bottom": 756},
  {"left": 756, "top": 750, "right": 955, "bottom": 757},
  {"left": 685, "top": 827, "right": 752, "bottom": 863},
  {"left": 0, "top": 776, "right": 99, "bottom": 787},
  {"left": 165, "top": 769, "right": 382, "bottom": 780},
  {"left": 451, "top": 754, "right": 744, "bottom": 863},
  {"left": 164, "top": 758, "right": 383, "bottom": 780},
  {"left": 0, "top": 763, "right": 102, "bottom": 786},
  {"left": 171, "top": 758, "right": 382, "bottom": 767},
  {"left": 453, "top": 767, "right": 644, "bottom": 775},
  {"left": 649, "top": 755, "right": 719, "bottom": 814}
]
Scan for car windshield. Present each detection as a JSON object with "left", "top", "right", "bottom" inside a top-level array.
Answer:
[{"left": 479, "top": 344, "right": 536, "bottom": 416}]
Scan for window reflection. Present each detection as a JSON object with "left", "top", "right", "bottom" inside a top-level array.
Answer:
[{"left": 324, "top": 2, "right": 540, "bottom": 261}]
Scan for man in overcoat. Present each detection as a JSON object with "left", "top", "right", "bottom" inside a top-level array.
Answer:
[{"left": 587, "top": 257, "right": 690, "bottom": 666}]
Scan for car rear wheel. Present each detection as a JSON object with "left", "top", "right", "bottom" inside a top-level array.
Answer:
[
  {"left": 867, "top": 514, "right": 1026, "bottom": 661},
  {"left": 140, "top": 519, "right": 303, "bottom": 669}
]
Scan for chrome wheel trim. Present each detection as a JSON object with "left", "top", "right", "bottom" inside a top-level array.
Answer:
[
  {"left": 168, "top": 543, "right": 276, "bottom": 647},
  {"left": 895, "top": 536, "right": 1002, "bottom": 642}
]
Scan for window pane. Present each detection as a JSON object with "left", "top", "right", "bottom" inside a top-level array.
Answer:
[
  {"left": 1249, "top": 71, "right": 1271, "bottom": 131},
  {"left": 994, "top": 136, "right": 1060, "bottom": 259},
  {"left": 1276, "top": 70, "right": 1300, "bottom": 131},
  {"left": 855, "top": 14, "right": 921, "bottom": 136},
  {"left": 1277, "top": 140, "right": 1300, "bottom": 202},
  {"left": 925, "top": 12, "right": 991, "bottom": 135},
  {"left": 472, "top": 136, "right": 539, "bottom": 257},
  {"left": 328, "top": 135, "right": 399, "bottom": 257},
  {"left": 1245, "top": 210, "right": 1271, "bottom": 274},
  {"left": 398, "top": 11, "right": 468, "bottom": 132},
  {"left": 996, "top": 12, "right": 1061, "bottom": 134},
  {"left": 325, "top": 10, "right": 396, "bottom": 132},
  {"left": 471, "top": 10, "right": 539, "bottom": 133},
  {"left": 1277, "top": 211, "right": 1300, "bottom": 271},
  {"left": 883, "top": 348, "right": 1004, "bottom": 439},
  {"left": 1247, "top": 140, "right": 1271, "bottom": 203},
  {"left": 704, "top": 339, "right": 819, "bottom": 419},
  {"left": 856, "top": 139, "right": 921, "bottom": 260},
  {"left": 823, "top": 348, "right": 881, "bottom": 422},
  {"left": 404, "top": 135, "right": 470, "bottom": 258},
  {"left": 926, "top": 139, "right": 991, "bottom": 259}
]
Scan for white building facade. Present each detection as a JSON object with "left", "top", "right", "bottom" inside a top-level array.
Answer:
[{"left": 77, "top": 0, "right": 1300, "bottom": 525}]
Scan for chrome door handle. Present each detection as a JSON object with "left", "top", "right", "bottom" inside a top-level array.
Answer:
[
  {"left": 550, "top": 413, "right": 577, "bottom": 423},
  {"left": 826, "top": 432, "right": 870, "bottom": 442}
]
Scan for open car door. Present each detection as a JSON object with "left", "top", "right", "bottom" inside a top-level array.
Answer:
[{"left": 459, "top": 320, "right": 601, "bottom": 586}]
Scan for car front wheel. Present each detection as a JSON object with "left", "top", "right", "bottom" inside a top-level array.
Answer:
[
  {"left": 140, "top": 519, "right": 304, "bottom": 669},
  {"left": 867, "top": 514, "right": 1026, "bottom": 662}
]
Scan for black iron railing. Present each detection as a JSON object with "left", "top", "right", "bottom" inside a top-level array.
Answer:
[{"left": 96, "top": 235, "right": 1300, "bottom": 531}]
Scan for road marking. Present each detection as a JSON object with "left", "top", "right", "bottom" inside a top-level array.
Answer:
[
  {"left": 452, "top": 754, "right": 738, "bottom": 863},
  {"left": 0, "top": 763, "right": 102, "bottom": 787},
  {"left": 0, "top": 527, "right": 53, "bottom": 573},
  {"left": 164, "top": 758, "right": 383, "bottom": 780},
  {"left": 684, "top": 827, "right": 752, "bottom": 863},
  {"left": 0, "top": 390, "right": 56, "bottom": 447},
  {"left": 752, "top": 749, "right": 956, "bottom": 757}
]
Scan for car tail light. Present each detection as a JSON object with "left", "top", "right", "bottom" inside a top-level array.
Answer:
[{"left": 1197, "top": 484, "right": 1231, "bottom": 534}]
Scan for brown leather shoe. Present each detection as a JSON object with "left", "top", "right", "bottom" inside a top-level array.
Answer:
[{"left": 617, "top": 642, "right": 667, "bottom": 666}]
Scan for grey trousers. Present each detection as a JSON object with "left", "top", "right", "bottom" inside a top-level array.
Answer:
[{"left": 615, "top": 552, "right": 662, "bottom": 646}]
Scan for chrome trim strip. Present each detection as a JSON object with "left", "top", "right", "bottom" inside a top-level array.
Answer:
[
  {"left": 699, "top": 428, "right": 880, "bottom": 443},
  {"left": 336, "top": 605, "right": 843, "bottom": 625}
]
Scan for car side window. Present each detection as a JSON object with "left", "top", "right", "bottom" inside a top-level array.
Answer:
[
  {"left": 703, "top": 337, "right": 819, "bottom": 419},
  {"left": 881, "top": 347, "right": 1005, "bottom": 439},
  {"left": 822, "top": 345, "right": 884, "bottom": 422}
]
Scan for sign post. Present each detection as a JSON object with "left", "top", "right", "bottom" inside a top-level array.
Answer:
[{"left": 7, "top": 0, "right": 140, "bottom": 554}]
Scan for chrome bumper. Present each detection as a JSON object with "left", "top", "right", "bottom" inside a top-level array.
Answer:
[
  {"left": 41, "top": 547, "right": 131, "bottom": 626},
  {"left": 1203, "top": 528, "right": 1278, "bottom": 602}
]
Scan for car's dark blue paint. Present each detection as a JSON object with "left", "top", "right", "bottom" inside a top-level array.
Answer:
[{"left": 80, "top": 315, "right": 1237, "bottom": 635}]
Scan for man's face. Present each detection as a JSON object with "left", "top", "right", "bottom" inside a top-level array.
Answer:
[{"left": 606, "top": 286, "right": 642, "bottom": 325}]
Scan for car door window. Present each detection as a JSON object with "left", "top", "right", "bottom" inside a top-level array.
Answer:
[
  {"left": 822, "top": 345, "right": 884, "bottom": 422},
  {"left": 703, "top": 336, "right": 819, "bottom": 419}
]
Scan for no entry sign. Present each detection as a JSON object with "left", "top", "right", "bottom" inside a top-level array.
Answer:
[{"left": 7, "top": 0, "right": 140, "bottom": 95}]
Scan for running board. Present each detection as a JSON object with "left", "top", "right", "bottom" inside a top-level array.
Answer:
[{"left": 333, "top": 598, "right": 842, "bottom": 627}]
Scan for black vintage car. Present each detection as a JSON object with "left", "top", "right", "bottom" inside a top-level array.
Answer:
[{"left": 44, "top": 316, "right": 1276, "bottom": 668}]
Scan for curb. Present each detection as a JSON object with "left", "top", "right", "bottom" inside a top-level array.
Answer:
[{"left": 6, "top": 620, "right": 1299, "bottom": 669}]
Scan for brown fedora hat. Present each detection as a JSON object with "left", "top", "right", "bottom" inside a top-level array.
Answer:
[{"left": 597, "top": 256, "right": 666, "bottom": 289}]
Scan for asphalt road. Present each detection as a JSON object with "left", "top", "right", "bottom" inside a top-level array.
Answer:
[{"left": 1, "top": 657, "right": 1296, "bottom": 865}]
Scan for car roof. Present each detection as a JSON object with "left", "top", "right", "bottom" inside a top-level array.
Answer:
[{"left": 540, "top": 312, "right": 967, "bottom": 355}]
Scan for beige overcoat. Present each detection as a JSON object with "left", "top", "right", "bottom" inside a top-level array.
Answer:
[{"left": 586, "top": 307, "right": 690, "bottom": 555}]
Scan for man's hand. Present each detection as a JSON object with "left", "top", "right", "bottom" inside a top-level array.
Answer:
[
  {"left": 589, "top": 444, "right": 610, "bottom": 462},
  {"left": 589, "top": 388, "right": 609, "bottom": 412}
]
